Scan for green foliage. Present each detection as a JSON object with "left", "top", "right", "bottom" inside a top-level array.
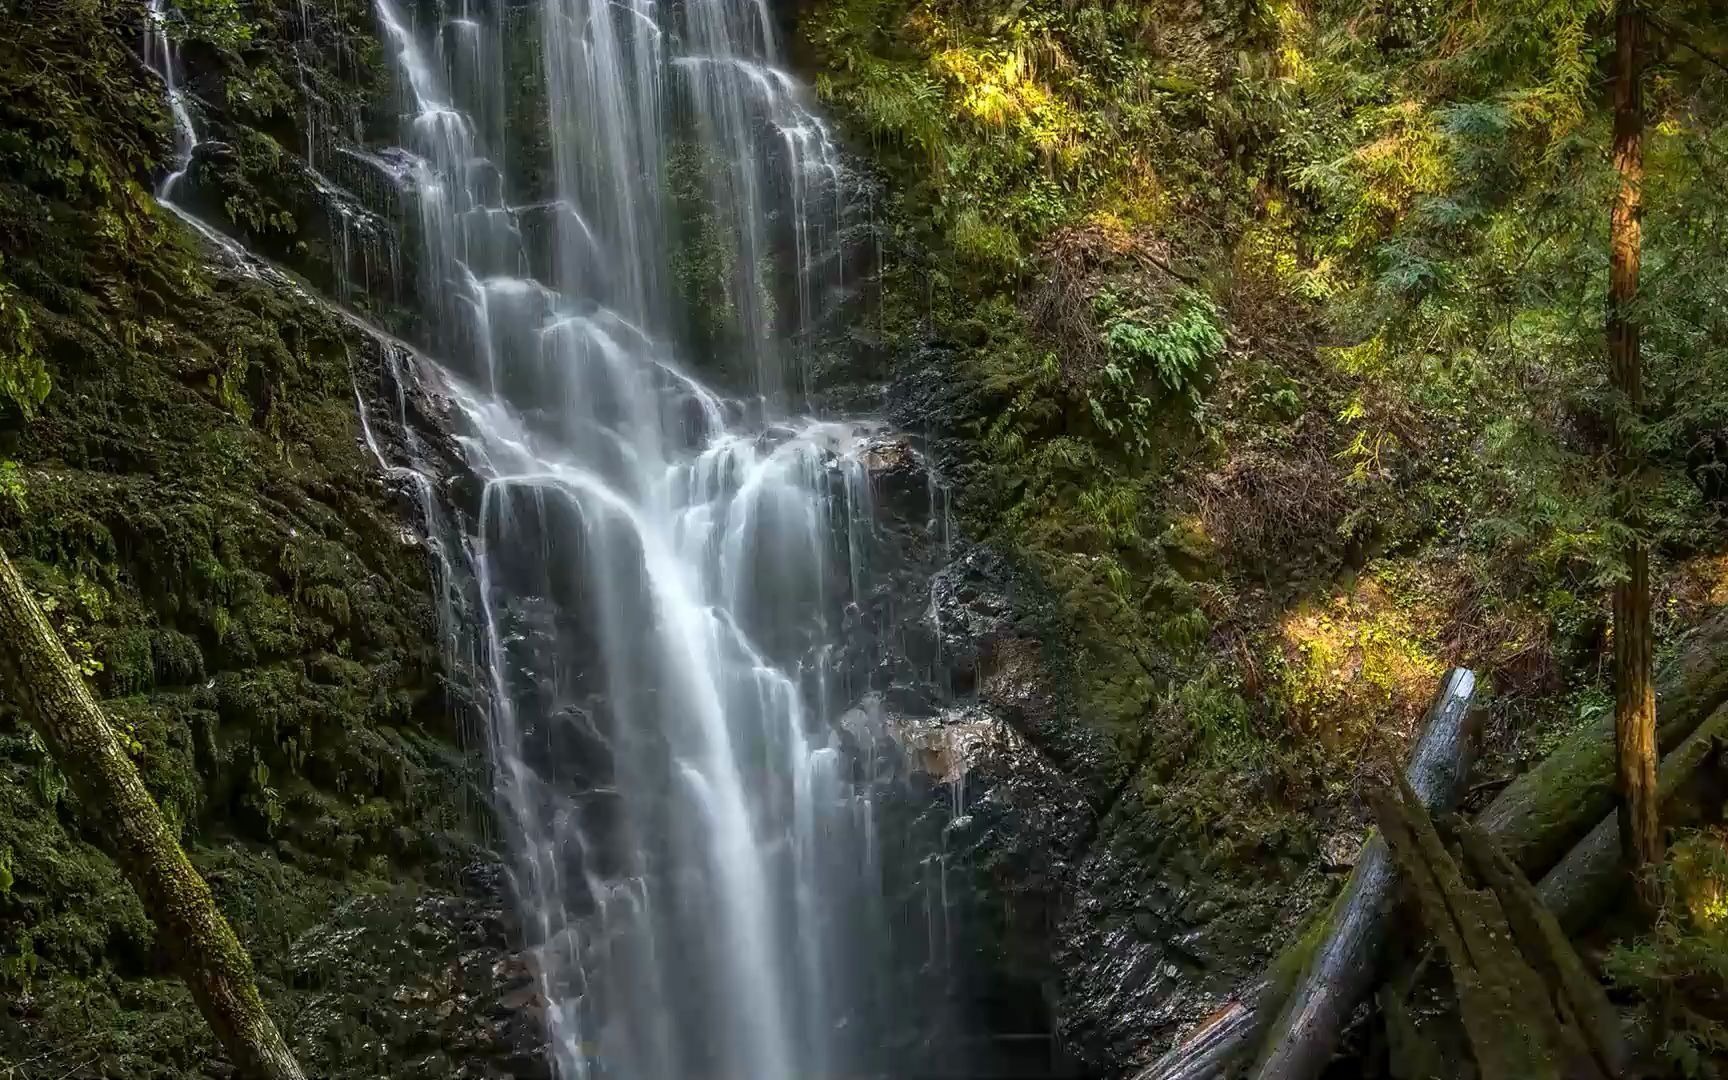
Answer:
[
  {"left": 0, "top": 2, "right": 483, "bottom": 1072},
  {"left": 807, "top": 0, "right": 1239, "bottom": 268},
  {"left": 951, "top": 206, "right": 1022, "bottom": 267},
  {"left": 1607, "top": 830, "right": 1728, "bottom": 1077},
  {"left": 215, "top": 129, "right": 301, "bottom": 236},
  {"left": 156, "top": 0, "right": 254, "bottom": 51},
  {"left": 1090, "top": 288, "right": 1224, "bottom": 450},
  {"left": 1276, "top": 0, "right": 1728, "bottom": 593},
  {"left": 668, "top": 140, "right": 744, "bottom": 360},
  {"left": 225, "top": 58, "right": 297, "bottom": 123},
  {"left": 0, "top": 459, "right": 26, "bottom": 513},
  {"left": 0, "top": 257, "right": 49, "bottom": 416}
]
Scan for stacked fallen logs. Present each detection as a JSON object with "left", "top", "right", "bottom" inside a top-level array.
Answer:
[
  {"left": 1137, "top": 613, "right": 1728, "bottom": 1080},
  {"left": 1370, "top": 780, "right": 1627, "bottom": 1079},
  {"left": 1139, "top": 667, "right": 1480, "bottom": 1080}
]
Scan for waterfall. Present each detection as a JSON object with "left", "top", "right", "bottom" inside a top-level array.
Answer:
[
  {"left": 141, "top": 0, "right": 927, "bottom": 1073},
  {"left": 369, "top": 2, "right": 898, "bottom": 1078}
]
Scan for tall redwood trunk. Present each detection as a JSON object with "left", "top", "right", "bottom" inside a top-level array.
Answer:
[{"left": 1608, "top": 1, "right": 1660, "bottom": 890}]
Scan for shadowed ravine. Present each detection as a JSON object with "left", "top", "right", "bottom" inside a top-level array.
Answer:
[{"left": 147, "top": 0, "right": 940, "bottom": 1077}]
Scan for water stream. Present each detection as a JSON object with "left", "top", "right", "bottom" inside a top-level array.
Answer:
[{"left": 147, "top": 1, "right": 934, "bottom": 1077}]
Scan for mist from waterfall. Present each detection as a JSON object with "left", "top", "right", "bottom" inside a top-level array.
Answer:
[{"left": 368, "top": 1, "right": 903, "bottom": 1078}]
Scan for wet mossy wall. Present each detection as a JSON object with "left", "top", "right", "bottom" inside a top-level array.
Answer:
[{"left": 0, "top": 1, "right": 489, "bottom": 1074}]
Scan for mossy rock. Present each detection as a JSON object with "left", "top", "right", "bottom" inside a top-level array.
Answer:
[{"left": 0, "top": 1, "right": 491, "bottom": 1073}]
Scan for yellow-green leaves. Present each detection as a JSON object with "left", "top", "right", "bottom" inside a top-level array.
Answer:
[{"left": 0, "top": 257, "right": 48, "bottom": 418}]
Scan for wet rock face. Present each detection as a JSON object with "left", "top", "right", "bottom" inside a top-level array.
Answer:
[
  {"left": 288, "top": 860, "right": 550, "bottom": 1079},
  {"left": 836, "top": 460, "right": 1101, "bottom": 1074},
  {"left": 854, "top": 345, "right": 1286, "bottom": 1077}
]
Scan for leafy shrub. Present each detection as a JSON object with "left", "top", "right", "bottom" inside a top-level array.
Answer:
[
  {"left": 1607, "top": 830, "right": 1728, "bottom": 1077},
  {"left": 1087, "top": 289, "right": 1224, "bottom": 454},
  {"left": 0, "top": 257, "right": 48, "bottom": 417}
]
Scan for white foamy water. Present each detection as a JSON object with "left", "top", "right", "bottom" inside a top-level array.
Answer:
[{"left": 144, "top": 0, "right": 918, "bottom": 1074}]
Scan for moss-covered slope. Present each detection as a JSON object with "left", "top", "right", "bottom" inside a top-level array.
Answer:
[
  {"left": 792, "top": 0, "right": 1728, "bottom": 1067},
  {"left": 0, "top": 2, "right": 494, "bottom": 1075}
]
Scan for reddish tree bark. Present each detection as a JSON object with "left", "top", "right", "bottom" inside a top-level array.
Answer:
[{"left": 1608, "top": 1, "right": 1660, "bottom": 894}]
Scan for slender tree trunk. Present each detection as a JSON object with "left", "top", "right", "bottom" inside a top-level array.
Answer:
[
  {"left": 0, "top": 546, "right": 307, "bottom": 1080},
  {"left": 1608, "top": 0, "right": 1661, "bottom": 894}
]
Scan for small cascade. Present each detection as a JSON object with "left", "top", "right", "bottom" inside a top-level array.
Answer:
[{"left": 143, "top": 0, "right": 198, "bottom": 202}]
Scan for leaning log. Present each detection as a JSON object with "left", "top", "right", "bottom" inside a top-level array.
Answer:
[
  {"left": 1454, "top": 821, "right": 1627, "bottom": 1076},
  {"left": 1136, "top": 668, "right": 1479, "bottom": 1080},
  {"left": 0, "top": 546, "right": 308, "bottom": 1080},
  {"left": 1536, "top": 699, "right": 1728, "bottom": 931},
  {"left": 1477, "top": 611, "right": 1728, "bottom": 876},
  {"left": 1133, "top": 983, "right": 1269, "bottom": 1080},
  {"left": 1250, "top": 668, "right": 1478, "bottom": 1080},
  {"left": 1370, "top": 779, "right": 1611, "bottom": 1080}
]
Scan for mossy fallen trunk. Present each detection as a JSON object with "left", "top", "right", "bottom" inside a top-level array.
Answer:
[
  {"left": 1137, "top": 669, "right": 1479, "bottom": 1080},
  {"left": 1250, "top": 668, "right": 1478, "bottom": 1080},
  {"left": 1136, "top": 614, "right": 1728, "bottom": 1078},
  {"left": 1536, "top": 700, "right": 1728, "bottom": 931},
  {"left": 1454, "top": 821, "right": 1626, "bottom": 1076},
  {"left": 0, "top": 546, "right": 307, "bottom": 1080},
  {"left": 1477, "top": 612, "right": 1728, "bottom": 876},
  {"left": 1369, "top": 781, "right": 1624, "bottom": 1079}
]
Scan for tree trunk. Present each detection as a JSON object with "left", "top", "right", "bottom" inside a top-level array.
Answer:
[
  {"left": 1609, "top": 0, "right": 1661, "bottom": 891},
  {"left": 1454, "top": 823, "right": 1627, "bottom": 1078},
  {"left": 1136, "top": 669, "right": 1479, "bottom": 1080},
  {"left": 1369, "top": 781, "right": 1613, "bottom": 1080},
  {"left": 0, "top": 546, "right": 307, "bottom": 1080},
  {"left": 1250, "top": 668, "right": 1478, "bottom": 1080},
  {"left": 1474, "top": 610, "right": 1728, "bottom": 875},
  {"left": 1537, "top": 700, "right": 1728, "bottom": 932}
]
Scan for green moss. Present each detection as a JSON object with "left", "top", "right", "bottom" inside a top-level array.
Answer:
[
  {"left": 1264, "top": 879, "right": 1351, "bottom": 1026},
  {"left": 0, "top": 1, "right": 483, "bottom": 1072},
  {"left": 667, "top": 140, "right": 747, "bottom": 368},
  {"left": 1606, "top": 830, "right": 1728, "bottom": 1076}
]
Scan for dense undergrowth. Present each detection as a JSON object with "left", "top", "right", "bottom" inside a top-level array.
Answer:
[
  {"left": 800, "top": 0, "right": 1728, "bottom": 1064},
  {"left": 0, "top": 1, "right": 488, "bottom": 1075}
]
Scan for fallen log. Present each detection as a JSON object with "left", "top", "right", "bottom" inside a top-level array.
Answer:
[
  {"left": 1250, "top": 668, "right": 1478, "bottom": 1080},
  {"left": 1454, "top": 820, "right": 1627, "bottom": 1076},
  {"left": 1536, "top": 699, "right": 1728, "bottom": 931},
  {"left": 0, "top": 547, "right": 307, "bottom": 1080},
  {"left": 1137, "top": 614, "right": 1728, "bottom": 1080},
  {"left": 1477, "top": 612, "right": 1728, "bottom": 875},
  {"left": 1133, "top": 983, "right": 1269, "bottom": 1080},
  {"left": 1370, "top": 779, "right": 1612, "bottom": 1080},
  {"left": 1136, "top": 668, "right": 1479, "bottom": 1080}
]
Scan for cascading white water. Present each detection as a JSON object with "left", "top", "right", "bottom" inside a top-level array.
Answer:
[
  {"left": 370, "top": 2, "right": 896, "bottom": 1078},
  {"left": 143, "top": 0, "right": 198, "bottom": 201},
  {"left": 142, "top": 0, "right": 922, "bottom": 1073}
]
